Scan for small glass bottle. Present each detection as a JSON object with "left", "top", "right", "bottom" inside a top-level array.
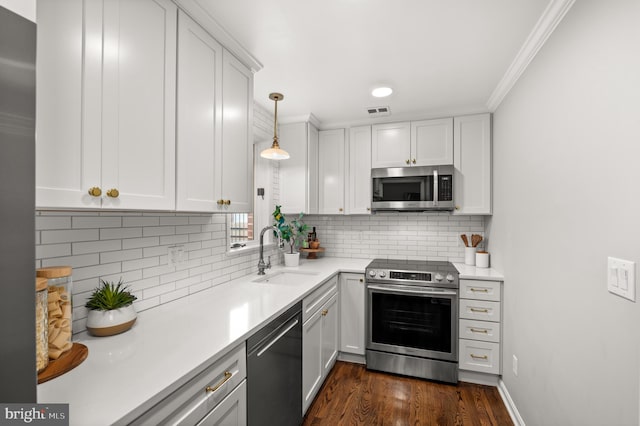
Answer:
[
  {"left": 37, "top": 266, "right": 73, "bottom": 360},
  {"left": 35, "top": 277, "right": 49, "bottom": 372}
]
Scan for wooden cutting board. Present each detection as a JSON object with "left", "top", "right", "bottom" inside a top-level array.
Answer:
[{"left": 38, "top": 343, "right": 88, "bottom": 384}]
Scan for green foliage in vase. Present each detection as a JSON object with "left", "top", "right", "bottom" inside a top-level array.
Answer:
[
  {"left": 85, "top": 278, "right": 137, "bottom": 311},
  {"left": 272, "top": 205, "right": 310, "bottom": 254}
]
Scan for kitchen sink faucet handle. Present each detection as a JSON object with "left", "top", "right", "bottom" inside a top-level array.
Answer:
[{"left": 267, "top": 256, "right": 271, "bottom": 269}]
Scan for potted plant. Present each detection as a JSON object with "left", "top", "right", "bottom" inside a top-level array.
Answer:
[
  {"left": 85, "top": 278, "right": 138, "bottom": 337},
  {"left": 273, "top": 205, "right": 309, "bottom": 267}
]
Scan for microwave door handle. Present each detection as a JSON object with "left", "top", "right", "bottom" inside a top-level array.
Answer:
[{"left": 433, "top": 169, "right": 438, "bottom": 206}]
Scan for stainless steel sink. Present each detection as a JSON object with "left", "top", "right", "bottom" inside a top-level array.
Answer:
[{"left": 252, "top": 271, "right": 319, "bottom": 285}]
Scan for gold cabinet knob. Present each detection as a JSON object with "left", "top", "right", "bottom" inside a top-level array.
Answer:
[
  {"left": 455, "top": 205, "right": 460, "bottom": 210},
  {"left": 412, "top": 158, "right": 416, "bottom": 164},
  {"left": 217, "top": 200, "right": 224, "bottom": 205},
  {"left": 405, "top": 159, "right": 410, "bottom": 165},
  {"left": 339, "top": 208, "right": 343, "bottom": 212},
  {"left": 366, "top": 207, "right": 371, "bottom": 211},
  {"left": 88, "top": 187, "right": 102, "bottom": 197},
  {"left": 106, "top": 188, "right": 119, "bottom": 198},
  {"left": 223, "top": 200, "right": 231, "bottom": 205},
  {"left": 321, "top": 309, "right": 328, "bottom": 316},
  {"left": 359, "top": 278, "right": 363, "bottom": 283}
]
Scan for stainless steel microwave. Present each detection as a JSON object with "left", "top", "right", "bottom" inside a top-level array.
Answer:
[{"left": 371, "top": 165, "right": 454, "bottom": 211}]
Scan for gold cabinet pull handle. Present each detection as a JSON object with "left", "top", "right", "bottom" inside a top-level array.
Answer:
[
  {"left": 321, "top": 309, "right": 328, "bottom": 316},
  {"left": 470, "top": 354, "right": 488, "bottom": 360},
  {"left": 470, "top": 328, "right": 488, "bottom": 334},
  {"left": 412, "top": 158, "right": 416, "bottom": 164},
  {"left": 106, "top": 188, "right": 119, "bottom": 198},
  {"left": 405, "top": 159, "right": 410, "bottom": 165},
  {"left": 470, "top": 308, "right": 489, "bottom": 313},
  {"left": 205, "top": 371, "right": 232, "bottom": 394},
  {"left": 88, "top": 187, "right": 102, "bottom": 197},
  {"left": 470, "top": 288, "right": 489, "bottom": 293},
  {"left": 223, "top": 200, "right": 231, "bottom": 205}
]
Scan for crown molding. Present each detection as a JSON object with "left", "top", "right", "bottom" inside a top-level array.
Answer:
[
  {"left": 175, "top": 0, "right": 263, "bottom": 73},
  {"left": 279, "top": 113, "right": 321, "bottom": 128},
  {"left": 486, "top": 0, "right": 576, "bottom": 111}
]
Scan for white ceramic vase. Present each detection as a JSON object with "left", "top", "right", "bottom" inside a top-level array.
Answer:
[
  {"left": 284, "top": 252, "right": 300, "bottom": 267},
  {"left": 86, "top": 304, "right": 137, "bottom": 337}
]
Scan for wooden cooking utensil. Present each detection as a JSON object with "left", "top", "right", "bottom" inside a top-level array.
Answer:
[
  {"left": 460, "top": 234, "right": 469, "bottom": 247},
  {"left": 471, "top": 234, "right": 483, "bottom": 248}
]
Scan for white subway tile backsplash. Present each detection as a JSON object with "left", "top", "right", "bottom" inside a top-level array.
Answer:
[
  {"left": 36, "top": 216, "right": 71, "bottom": 230},
  {"left": 123, "top": 216, "right": 160, "bottom": 227},
  {"left": 36, "top": 243, "right": 71, "bottom": 259},
  {"left": 100, "top": 248, "right": 143, "bottom": 264},
  {"left": 143, "top": 226, "right": 176, "bottom": 237},
  {"left": 160, "top": 287, "right": 189, "bottom": 304},
  {"left": 159, "top": 216, "right": 190, "bottom": 226},
  {"left": 142, "top": 282, "right": 176, "bottom": 299},
  {"left": 123, "top": 236, "right": 160, "bottom": 250},
  {"left": 73, "top": 239, "right": 122, "bottom": 255},
  {"left": 73, "top": 262, "right": 121, "bottom": 281},
  {"left": 41, "top": 229, "right": 99, "bottom": 244},
  {"left": 100, "top": 227, "right": 142, "bottom": 240},
  {"left": 122, "top": 257, "right": 159, "bottom": 272},
  {"left": 73, "top": 216, "right": 122, "bottom": 229},
  {"left": 42, "top": 253, "right": 99, "bottom": 268}
]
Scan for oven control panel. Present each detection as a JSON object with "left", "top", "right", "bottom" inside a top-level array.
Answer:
[{"left": 366, "top": 269, "right": 457, "bottom": 286}]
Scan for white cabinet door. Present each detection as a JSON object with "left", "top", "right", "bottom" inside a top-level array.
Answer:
[
  {"left": 321, "top": 294, "right": 339, "bottom": 374},
  {"left": 101, "top": 0, "right": 177, "bottom": 210},
  {"left": 198, "top": 380, "right": 247, "bottom": 426},
  {"left": 348, "top": 126, "right": 371, "bottom": 214},
  {"left": 302, "top": 308, "right": 323, "bottom": 414},
  {"left": 371, "top": 122, "right": 411, "bottom": 168},
  {"left": 220, "top": 50, "right": 253, "bottom": 213},
  {"left": 176, "top": 11, "right": 223, "bottom": 212},
  {"left": 318, "top": 129, "right": 345, "bottom": 214},
  {"left": 411, "top": 118, "right": 453, "bottom": 166},
  {"left": 339, "top": 273, "right": 365, "bottom": 355},
  {"left": 453, "top": 113, "right": 492, "bottom": 215},
  {"left": 36, "top": 0, "right": 99, "bottom": 208},
  {"left": 279, "top": 122, "right": 318, "bottom": 215}
]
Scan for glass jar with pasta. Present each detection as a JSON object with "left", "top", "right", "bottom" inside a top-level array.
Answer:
[
  {"left": 35, "top": 276, "right": 49, "bottom": 372},
  {"left": 36, "top": 266, "right": 73, "bottom": 360}
]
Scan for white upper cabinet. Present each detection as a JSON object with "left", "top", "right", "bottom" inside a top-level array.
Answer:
[
  {"left": 220, "top": 50, "right": 253, "bottom": 213},
  {"left": 318, "top": 129, "right": 346, "bottom": 214},
  {"left": 372, "top": 118, "right": 453, "bottom": 168},
  {"left": 176, "top": 11, "right": 223, "bottom": 212},
  {"left": 36, "top": 0, "right": 177, "bottom": 210},
  {"left": 371, "top": 122, "right": 411, "bottom": 168},
  {"left": 279, "top": 122, "right": 319, "bottom": 215},
  {"left": 347, "top": 126, "right": 372, "bottom": 214},
  {"left": 411, "top": 118, "right": 453, "bottom": 165},
  {"left": 453, "top": 113, "right": 492, "bottom": 215}
]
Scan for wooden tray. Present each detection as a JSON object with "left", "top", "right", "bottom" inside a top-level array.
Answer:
[
  {"left": 38, "top": 343, "right": 88, "bottom": 384},
  {"left": 299, "top": 247, "right": 325, "bottom": 259}
]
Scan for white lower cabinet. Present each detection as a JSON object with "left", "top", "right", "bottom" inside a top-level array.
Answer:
[
  {"left": 339, "top": 273, "right": 365, "bottom": 355},
  {"left": 130, "top": 343, "right": 246, "bottom": 425},
  {"left": 458, "top": 279, "right": 503, "bottom": 376},
  {"left": 302, "top": 276, "right": 339, "bottom": 414}
]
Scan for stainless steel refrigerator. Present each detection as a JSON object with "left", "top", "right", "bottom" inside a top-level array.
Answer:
[{"left": 0, "top": 5, "right": 37, "bottom": 402}]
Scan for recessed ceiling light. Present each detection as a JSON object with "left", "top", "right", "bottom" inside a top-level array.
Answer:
[{"left": 371, "top": 87, "right": 393, "bottom": 98}]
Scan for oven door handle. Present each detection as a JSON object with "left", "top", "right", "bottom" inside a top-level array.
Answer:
[{"left": 367, "top": 284, "right": 457, "bottom": 296}]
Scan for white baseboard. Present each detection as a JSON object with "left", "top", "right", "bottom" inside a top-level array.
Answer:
[{"left": 498, "top": 379, "right": 526, "bottom": 426}]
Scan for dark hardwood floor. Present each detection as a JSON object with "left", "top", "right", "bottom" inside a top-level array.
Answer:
[{"left": 303, "top": 361, "right": 514, "bottom": 426}]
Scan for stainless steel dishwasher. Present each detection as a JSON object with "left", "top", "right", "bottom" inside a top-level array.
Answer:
[{"left": 247, "top": 301, "right": 302, "bottom": 426}]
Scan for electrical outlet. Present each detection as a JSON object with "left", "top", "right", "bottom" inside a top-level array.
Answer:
[
  {"left": 168, "top": 245, "right": 184, "bottom": 267},
  {"left": 512, "top": 355, "right": 518, "bottom": 376}
]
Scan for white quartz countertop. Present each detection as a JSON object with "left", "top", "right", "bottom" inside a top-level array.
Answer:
[
  {"left": 37, "top": 256, "right": 502, "bottom": 425},
  {"left": 37, "top": 257, "right": 370, "bottom": 426}
]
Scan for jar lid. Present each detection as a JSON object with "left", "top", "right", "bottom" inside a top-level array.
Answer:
[
  {"left": 36, "top": 266, "right": 72, "bottom": 278},
  {"left": 36, "top": 277, "right": 48, "bottom": 291}
]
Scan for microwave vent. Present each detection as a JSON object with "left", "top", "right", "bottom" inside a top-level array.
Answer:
[{"left": 366, "top": 106, "right": 391, "bottom": 117}]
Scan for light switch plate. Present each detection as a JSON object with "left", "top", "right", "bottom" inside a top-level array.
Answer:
[{"left": 608, "top": 257, "right": 636, "bottom": 301}]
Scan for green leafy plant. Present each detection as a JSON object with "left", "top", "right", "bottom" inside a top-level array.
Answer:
[
  {"left": 273, "top": 205, "right": 309, "bottom": 254},
  {"left": 85, "top": 278, "right": 137, "bottom": 311}
]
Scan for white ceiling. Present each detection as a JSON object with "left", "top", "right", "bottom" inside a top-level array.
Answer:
[{"left": 197, "top": 0, "right": 551, "bottom": 128}]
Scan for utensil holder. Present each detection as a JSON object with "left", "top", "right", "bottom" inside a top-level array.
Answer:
[{"left": 464, "top": 247, "right": 476, "bottom": 265}]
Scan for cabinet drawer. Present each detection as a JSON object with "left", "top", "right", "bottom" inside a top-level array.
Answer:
[
  {"left": 197, "top": 379, "right": 246, "bottom": 426},
  {"left": 459, "top": 299, "right": 501, "bottom": 322},
  {"left": 131, "top": 343, "right": 246, "bottom": 425},
  {"left": 459, "top": 319, "right": 500, "bottom": 343},
  {"left": 459, "top": 339, "right": 500, "bottom": 374},
  {"left": 303, "top": 275, "right": 338, "bottom": 323},
  {"left": 460, "top": 279, "right": 501, "bottom": 302}
]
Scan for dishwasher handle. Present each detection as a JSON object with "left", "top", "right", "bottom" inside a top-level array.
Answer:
[{"left": 256, "top": 318, "right": 299, "bottom": 358}]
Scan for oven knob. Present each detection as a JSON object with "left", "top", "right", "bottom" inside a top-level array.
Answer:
[
  {"left": 435, "top": 273, "right": 444, "bottom": 281},
  {"left": 379, "top": 271, "right": 386, "bottom": 278},
  {"left": 446, "top": 274, "right": 455, "bottom": 282},
  {"left": 368, "top": 270, "right": 377, "bottom": 278}
]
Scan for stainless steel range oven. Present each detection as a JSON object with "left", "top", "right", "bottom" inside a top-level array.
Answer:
[{"left": 366, "top": 259, "right": 459, "bottom": 384}]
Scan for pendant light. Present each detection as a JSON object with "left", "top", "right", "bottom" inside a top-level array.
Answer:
[{"left": 260, "top": 93, "right": 290, "bottom": 160}]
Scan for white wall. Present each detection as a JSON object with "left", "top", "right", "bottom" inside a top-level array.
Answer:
[
  {"left": 0, "top": 0, "right": 35, "bottom": 21},
  {"left": 486, "top": 1, "right": 640, "bottom": 424}
]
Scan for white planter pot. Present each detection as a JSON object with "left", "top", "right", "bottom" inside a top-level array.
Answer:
[
  {"left": 284, "top": 252, "right": 300, "bottom": 267},
  {"left": 86, "top": 304, "right": 137, "bottom": 337}
]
